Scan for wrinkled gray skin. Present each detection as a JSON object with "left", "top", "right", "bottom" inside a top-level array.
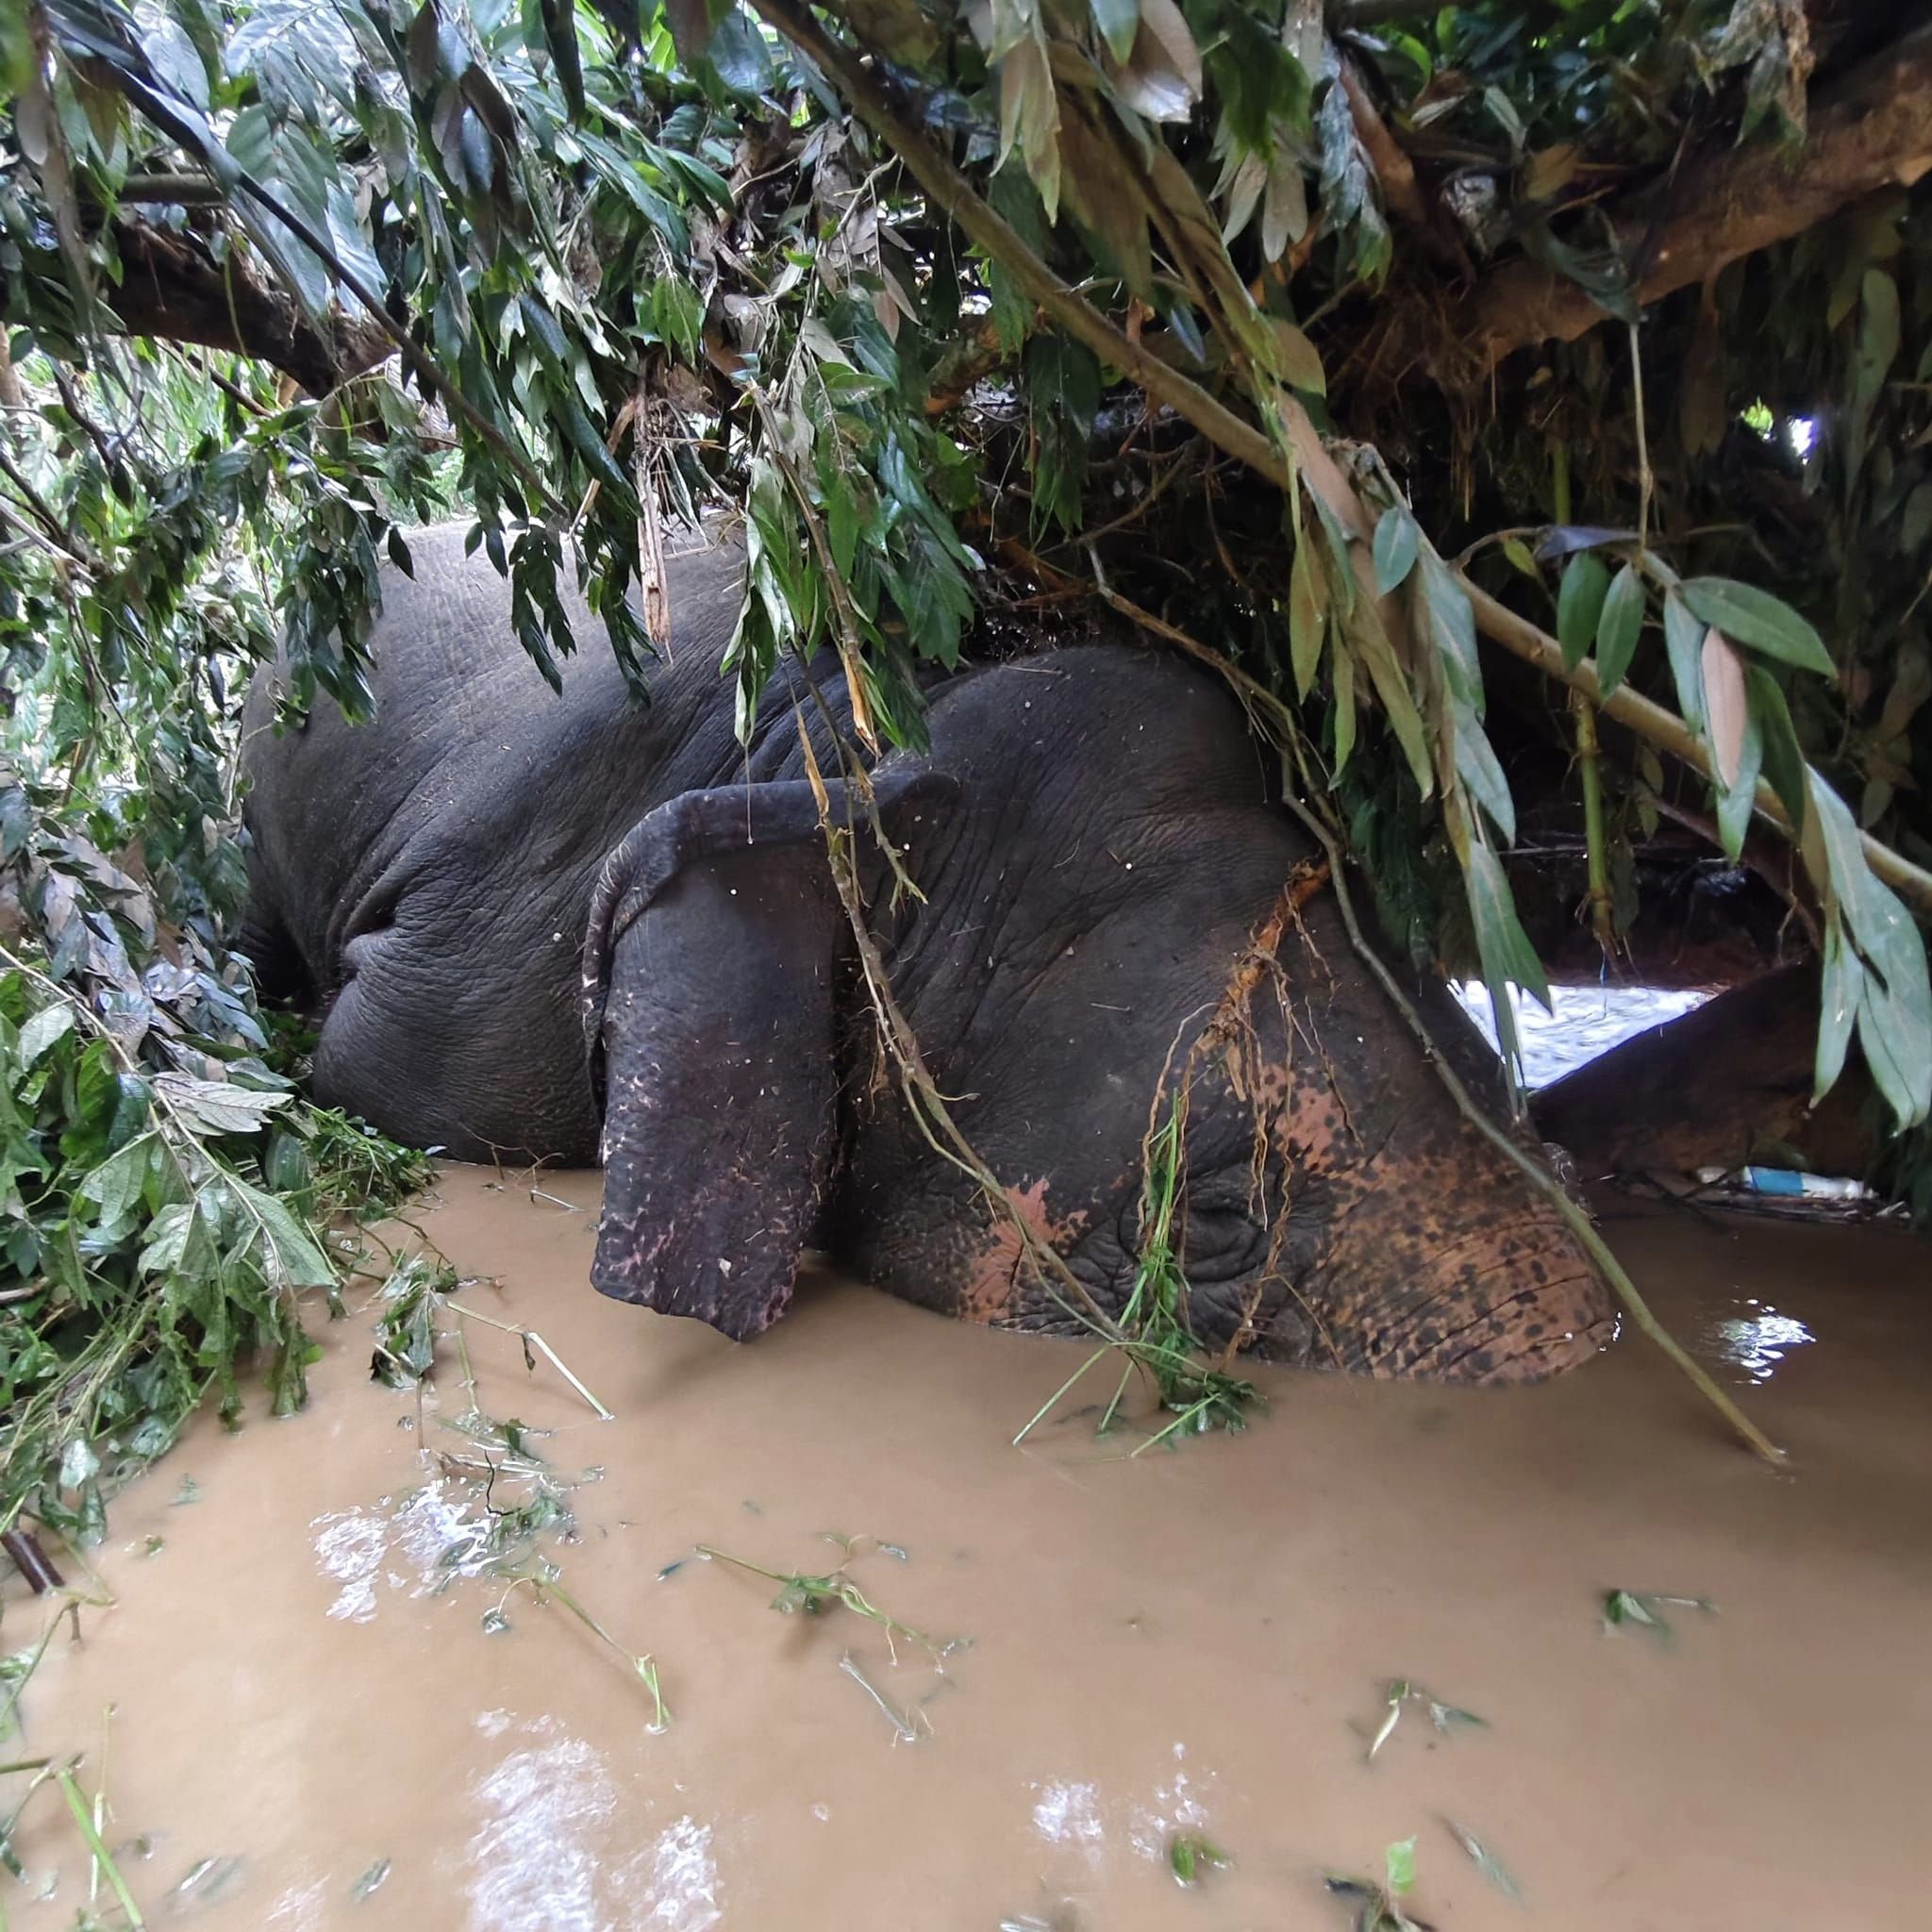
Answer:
[{"left": 242, "top": 526, "right": 1613, "bottom": 1380}]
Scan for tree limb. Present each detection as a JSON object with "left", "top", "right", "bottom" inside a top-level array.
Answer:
[
  {"left": 1454, "top": 23, "right": 1932, "bottom": 377},
  {"left": 1465, "top": 577, "right": 1932, "bottom": 918},
  {"left": 753, "top": 0, "right": 1932, "bottom": 923},
  {"left": 106, "top": 222, "right": 392, "bottom": 397}
]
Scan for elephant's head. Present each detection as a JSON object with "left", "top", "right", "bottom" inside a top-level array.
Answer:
[{"left": 580, "top": 732, "right": 1613, "bottom": 1383}]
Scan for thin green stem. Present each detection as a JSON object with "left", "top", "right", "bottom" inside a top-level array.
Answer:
[{"left": 55, "top": 1764, "right": 144, "bottom": 1928}]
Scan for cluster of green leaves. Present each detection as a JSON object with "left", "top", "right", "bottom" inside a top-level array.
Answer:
[
  {"left": 1, "top": 955, "right": 323, "bottom": 1535},
  {"left": 0, "top": 750, "right": 427, "bottom": 1540}
]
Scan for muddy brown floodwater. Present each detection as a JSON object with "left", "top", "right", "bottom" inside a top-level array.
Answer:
[{"left": 5, "top": 1169, "right": 1930, "bottom": 1929}]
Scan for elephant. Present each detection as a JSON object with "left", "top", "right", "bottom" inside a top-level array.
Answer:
[{"left": 241, "top": 523, "right": 1614, "bottom": 1381}]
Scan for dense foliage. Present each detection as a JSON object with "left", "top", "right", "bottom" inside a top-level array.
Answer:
[{"left": 0, "top": 0, "right": 1929, "bottom": 1534}]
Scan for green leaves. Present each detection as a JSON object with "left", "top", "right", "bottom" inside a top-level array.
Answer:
[
  {"left": 1593, "top": 562, "right": 1644, "bottom": 695},
  {"left": 1678, "top": 578, "right": 1835, "bottom": 678},
  {"left": 1556, "top": 551, "right": 1610, "bottom": 673},
  {"left": 1373, "top": 508, "right": 1419, "bottom": 595},
  {"left": 1090, "top": 0, "right": 1141, "bottom": 66},
  {"left": 1168, "top": 1832, "right": 1231, "bottom": 1886},
  {"left": 1804, "top": 774, "right": 1932, "bottom": 1128}
]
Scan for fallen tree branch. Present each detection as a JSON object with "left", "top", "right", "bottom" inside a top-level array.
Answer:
[
  {"left": 754, "top": 0, "right": 1932, "bottom": 930},
  {"left": 1455, "top": 23, "right": 1932, "bottom": 375},
  {"left": 1464, "top": 578, "right": 1932, "bottom": 918},
  {"left": 109, "top": 223, "right": 392, "bottom": 397}
]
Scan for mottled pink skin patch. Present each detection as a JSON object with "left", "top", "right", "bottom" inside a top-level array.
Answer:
[{"left": 958, "top": 1178, "right": 1091, "bottom": 1324}]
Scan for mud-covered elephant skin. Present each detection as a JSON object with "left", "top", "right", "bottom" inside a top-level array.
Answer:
[{"left": 242, "top": 526, "right": 1614, "bottom": 1381}]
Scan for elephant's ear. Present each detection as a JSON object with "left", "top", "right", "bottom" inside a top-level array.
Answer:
[{"left": 581, "top": 769, "right": 952, "bottom": 1341}]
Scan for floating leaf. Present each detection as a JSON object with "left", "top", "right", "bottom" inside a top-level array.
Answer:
[
  {"left": 1442, "top": 1819, "right": 1520, "bottom": 1901},
  {"left": 1168, "top": 1833, "right": 1230, "bottom": 1886},
  {"left": 1603, "top": 1588, "right": 1715, "bottom": 1637},
  {"left": 1368, "top": 1679, "right": 1407, "bottom": 1760},
  {"left": 1385, "top": 1837, "right": 1416, "bottom": 1896}
]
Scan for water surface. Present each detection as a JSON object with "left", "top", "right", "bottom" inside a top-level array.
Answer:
[{"left": 5, "top": 1168, "right": 1927, "bottom": 1927}]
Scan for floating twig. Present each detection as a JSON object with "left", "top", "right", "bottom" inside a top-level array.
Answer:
[{"left": 446, "top": 1301, "right": 614, "bottom": 1422}]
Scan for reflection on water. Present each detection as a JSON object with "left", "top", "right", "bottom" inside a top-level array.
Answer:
[
  {"left": 1454, "top": 981, "right": 1707, "bottom": 1089},
  {"left": 311, "top": 1478, "right": 492, "bottom": 1623},
  {"left": 462, "top": 1724, "right": 617, "bottom": 1932},
  {"left": 1030, "top": 1778, "right": 1104, "bottom": 1851},
  {"left": 1707, "top": 1301, "right": 1816, "bottom": 1383},
  {"left": 457, "top": 1718, "right": 722, "bottom": 1932}
]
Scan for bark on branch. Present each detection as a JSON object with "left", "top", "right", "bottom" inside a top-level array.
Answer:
[
  {"left": 105, "top": 222, "right": 392, "bottom": 397},
  {"left": 1455, "top": 24, "right": 1932, "bottom": 377}
]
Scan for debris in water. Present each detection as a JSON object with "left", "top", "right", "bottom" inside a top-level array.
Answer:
[
  {"left": 0, "top": 1528, "right": 62, "bottom": 1594},
  {"left": 170, "top": 1852, "right": 244, "bottom": 1906},
  {"left": 56, "top": 1762, "right": 146, "bottom": 1927},
  {"left": 1442, "top": 1818, "right": 1521, "bottom": 1901},
  {"left": 490, "top": 1566, "right": 669, "bottom": 1732},
  {"left": 169, "top": 1477, "right": 200, "bottom": 1507},
  {"left": 1325, "top": 1839, "right": 1436, "bottom": 1931},
  {"left": 1168, "top": 1832, "right": 1231, "bottom": 1886},
  {"left": 838, "top": 1653, "right": 926, "bottom": 1743},
  {"left": 696, "top": 1543, "right": 965, "bottom": 1664},
  {"left": 1602, "top": 1589, "right": 1717, "bottom": 1638},
  {"left": 141, "top": 1536, "right": 163, "bottom": 1558},
  {"left": 351, "top": 1856, "right": 391, "bottom": 1901},
  {"left": 1366, "top": 1680, "right": 1487, "bottom": 1761}
]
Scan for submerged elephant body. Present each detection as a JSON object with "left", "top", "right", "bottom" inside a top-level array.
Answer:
[{"left": 242, "top": 526, "right": 1613, "bottom": 1380}]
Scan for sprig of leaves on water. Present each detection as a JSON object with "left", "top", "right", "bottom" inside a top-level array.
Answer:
[
  {"left": 1366, "top": 1679, "right": 1488, "bottom": 1761},
  {"left": 695, "top": 1543, "right": 965, "bottom": 1666},
  {"left": 1602, "top": 1589, "right": 1717, "bottom": 1639},
  {"left": 1326, "top": 1838, "right": 1434, "bottom": 1932},
  {"left": 487, "top": 1564, "right": 670, "bottom": 1735},
  {"left": 1016, "top": 1094, "right": 1259, "bottom": 1453},
  {"left": 1169, "top": 1832, "right": 1232, "bottom": 1886}
]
